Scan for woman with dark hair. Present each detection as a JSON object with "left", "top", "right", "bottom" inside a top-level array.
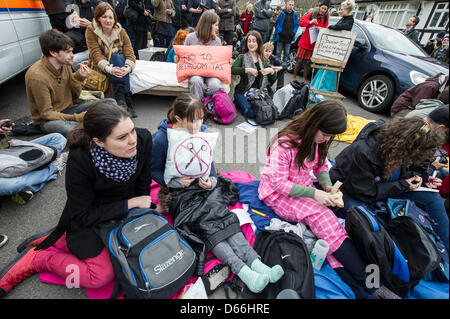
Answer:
[
  {"left": 258, "top": 101, "right": 400, "bottom": 299},
  {"left": 291, "top": 0, "right": 330, "bottom": 83},
  {"left": 0, "top": 102, "right": 153, "bottom": 297},
  {"left": 231, "top": 30, "right": 277, "bottom": 118},
  {"left": 85, "top": 2, "right": 137, "bottom": 118},
  {"left": 330, "top": 116, "right": 448, "bottom": 251}
]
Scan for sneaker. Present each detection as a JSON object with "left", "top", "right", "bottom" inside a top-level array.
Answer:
[
  {"left": 11, "top": 191, "right": 34, "bottom": 205},
  {"left": 51, "top": 151, "right": 68, "bottom": 175},
  {"left": 0, "top": 234, "right": 7, "bottom": 249},
  {"left": 0, "top": 246, "right": 39, "bottom": 297},
  {"left": 16, "top": 227, "right": 55, "bottom": 253}
]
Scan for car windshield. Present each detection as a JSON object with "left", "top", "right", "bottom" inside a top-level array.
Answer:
[{"left": 364, "top": 23, "right": 427, "bottom": 57}]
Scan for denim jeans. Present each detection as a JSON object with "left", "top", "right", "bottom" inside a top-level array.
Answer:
[
  {"left": 109, "top": 54, "right": 131, "bottom": 92},
  {"left": 343, "top": 192, "right": 449, "bottom": 251},
  {"left": 234, "top": 93, "right": 254, "bottom": 118},
  {"left": 40, "top": 98, "right": 116, "bottom": 136},
  {"left": 0, "top": 133, "right": 66, "bottom": 196},
  {"left": 275, "top": 41, "right": 291, "bottom": 63}
]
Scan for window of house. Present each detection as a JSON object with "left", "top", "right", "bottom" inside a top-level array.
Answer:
[
  {"left": 428, "top": 2, "right": 449, "bottom": 29},
  {"left": 376, "top": 2, "right": 417, "bottom": 29}
]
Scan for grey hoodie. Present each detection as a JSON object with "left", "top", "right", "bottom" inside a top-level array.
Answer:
[{"left": 405, "top": 99, "right": 445, "bottom": 119}]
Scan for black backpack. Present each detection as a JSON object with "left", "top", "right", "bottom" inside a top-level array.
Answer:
[
  {"left": 96, "top": 208, "right": 196, "bottom": 299},
  {"left": 244, "top": 89, "right": 278, "bottom": 127},
  {"left": 278, "top": 81, "right": 309, "bottom": 120},
  {"left": 346, "top": 205, "right": 441, "bottom": 298},
  {"left": 242, "top": 230, "right": 316, "bottom": 299}
]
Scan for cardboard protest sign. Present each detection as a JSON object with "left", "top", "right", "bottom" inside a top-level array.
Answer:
[
  {"left": 174, "top": 45, "right": 232, "bottom": 84},
  {"left": 312, "top": 29, "right": 356, "bottom": 65}
]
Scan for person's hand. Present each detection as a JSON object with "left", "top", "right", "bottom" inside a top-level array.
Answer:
[
  {"left": 78, "top": 64, "right": 90, "bottom": 78},
  {"left": 314, "top": 189, "right": 340, "bottom": 207},
  {"left": 228, "top": 8, "right": 232, "bottom": 12},
  {"left": 310, "top": 18, "right": 318, "bottom": 25},
  {"left": 111, "top": 67, "right": 128, "bottom": 78},
  {"left": 405, "top": 176, "right": 422, "bottom": 191},
  {"left": 425, "top": 176, "right": 442, "bottom": 189},
  {"left": 78, "top": 18, "right": 91, "bottom": 28},
  {"left": 128, "top": 195, "right": 152, "bottom": 210},
  {"left": 198, "top": 177, "right": 212, "bottom": 189},
  {"left": 325, "top": 186, "right": 333, "bottom": 193},
  {"left": 432, "top": 157, "right": 447, "bottom": 170},
  {"left": 165, "top": 9, "right": 172, "bottom": 15},
  {"left": 181, "top": 4, "right": 187, "bottom": 11},
  {"left": 260, "top": 67, "right": 274, "bottom": 76},
  {"left": 0, "top": 119, "right": 14, "bottom": 137},
  {"left": 178, "top": 176, "right": 195, "bottom": 188},
  {"left": 273, "top": 66, "right": 283, "bottom": 72},
  {"left": 245, "top": 68, "right": 259, "bottom": 77}
]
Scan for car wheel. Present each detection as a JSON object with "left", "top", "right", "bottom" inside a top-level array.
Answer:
[
  {"left": 286, "top": 49, "right": 297, "bottom": 74},
  {"left": 357, "top": 75, "right": 395, "bottom": 113}
]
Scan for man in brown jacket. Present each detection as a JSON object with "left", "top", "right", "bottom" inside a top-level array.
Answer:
[{"left": 25, "top": 29, "right": 115, "bottom": 136}]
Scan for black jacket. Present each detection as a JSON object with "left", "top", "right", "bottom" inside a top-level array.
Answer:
[
  {"left": 37, "top": 128, "right": 153, "bottom": 260},
  {"left": 328, "top": 15, "right": 354, "bottom": 31},
  {"left": 168, "top": 176, "right": 242, "bottom": 275},
  {"left": 329, "top": 120, "right": 411, "bottom": 203}
]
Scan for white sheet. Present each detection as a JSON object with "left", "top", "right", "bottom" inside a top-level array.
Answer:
[{"left": 129, "top": 60, "right": 188, "bottom": 94}]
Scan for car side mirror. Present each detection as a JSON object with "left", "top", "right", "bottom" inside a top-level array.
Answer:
[{"left": 354, "top": 40, "right": 368, "bottom": 50}]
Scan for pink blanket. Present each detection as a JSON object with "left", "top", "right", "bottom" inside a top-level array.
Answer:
[{"left": 39, "top": 171, "right": 257, "bottom": 299}]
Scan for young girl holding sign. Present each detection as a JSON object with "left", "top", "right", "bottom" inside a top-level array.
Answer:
[
  {"left": 258, "top": 100, "right": 400, "bottom": 299},
  {"left": 152, "top": 93, "right": 284, "bottom": 293},
  {"left": 178, "top": 11, "right": 223, "bottom": 100}
]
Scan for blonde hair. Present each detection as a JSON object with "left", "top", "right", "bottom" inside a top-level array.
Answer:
[
  {"left": 263, "top": 42, "right": 274, "bottom": 52},
  {"left": 341, "top": 0, "right": 355, "bottom": 13}
]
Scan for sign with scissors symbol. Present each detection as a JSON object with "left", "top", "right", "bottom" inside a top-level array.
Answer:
[{"left": 174, "top": 136, "right": 212, "bottom": 177}]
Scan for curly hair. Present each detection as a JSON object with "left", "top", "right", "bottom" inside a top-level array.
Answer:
[
  {"left": 173, "top": 30, "right": 189, "bottom": 45},
  {"left": 377, "top": 117, "right": 444, "bottom": 177}
]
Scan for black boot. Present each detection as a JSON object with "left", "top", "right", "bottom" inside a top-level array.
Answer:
[
  {"left": 112, "top": 80, "right": 127, "bottom": 108},
  {"left": 125, "top": 92, "right": 137, "bottom": 118}
]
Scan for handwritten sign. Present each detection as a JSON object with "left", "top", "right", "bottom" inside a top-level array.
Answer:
[
  {"left": 174, "top": 45, "right": 232, "bottom": 84},
  {"left": 312, "top": 29, "right": 356, "bottom": 65}
]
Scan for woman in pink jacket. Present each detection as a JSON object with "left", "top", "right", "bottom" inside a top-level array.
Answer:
[
  {"left": 258, "top": 100, "right": 401, "bottom": 299},
  {"left": 291, "top": 0, "right": 330, "bottom": 83}
]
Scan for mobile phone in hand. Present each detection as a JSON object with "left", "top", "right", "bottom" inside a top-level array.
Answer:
[{"left": 1, "top": 120, "right": 13, "bottom": 128}]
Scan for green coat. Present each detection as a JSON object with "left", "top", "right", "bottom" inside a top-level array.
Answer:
[{"left": 231, "top": 54, "right": 277, "bottom": 94}]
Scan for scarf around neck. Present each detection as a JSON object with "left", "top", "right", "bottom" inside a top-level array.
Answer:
[
  {"left": 90, "top": 145, "right": 137, "bottom": 183},
  {"left": 243, "top": 52, "right": 268, "bottom": 91}
]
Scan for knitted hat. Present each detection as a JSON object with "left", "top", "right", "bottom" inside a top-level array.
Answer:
[
  {"left": 428, "top": 106, "right": 449, "bottom": 128},
  {"left": 320, "top": 0, "right": 331, "bottom": 8},
  {"left": 319, "top": 110, "right": 347, "bottom": 135},
  {"left": 437, "top": 31, "right": 446, "bottom": 39}
]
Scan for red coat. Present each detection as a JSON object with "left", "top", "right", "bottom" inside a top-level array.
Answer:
[{"left": 298, "top": 11, "right": 329, "bottom": 52}]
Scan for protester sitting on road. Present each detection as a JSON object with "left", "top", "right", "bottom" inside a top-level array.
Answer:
[
  {"left": 166, "top": 29, "right": 190, "bottom": 63},
  {"left": 152, "top": 93, "right": 284, "bottom": 294},
  {"left": 179, "top": 11, "right": 223, "bottom": 100},
  {"left": 0, "top": 101, "right": 154, "bottom": 298},
  {"left": 291, "top": 0, "right": 330, "bottom": 83},
  {"left": 405, "top": 88, "right": 449, "bottom": 119},
  {"left": 231, "top": 30, "right": 277, "bottom": 118},
  {"left": 0, "top": 118, "right": 68, "bottom": 205},
  {"left": 263, "top": 42, "right": 286, "bottom": 97},
  {"left": 25, "top": 29, "right": 116, "bottom": 137},
  {"left": 391, "top": 73, "right": 448, "bottom": 118},
  {"left": 258, "top": 100, "right": 400, "bottom": 299},
  {"left": 330, "top": 116, "right": 448, "bottom": 251},
  {"left": 85, "top": 2, "right": 137, "bottom": 118}
]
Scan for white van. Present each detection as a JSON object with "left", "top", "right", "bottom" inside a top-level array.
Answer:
[{"left": 0, "top": 0, "right": 51, "bottom": 85}]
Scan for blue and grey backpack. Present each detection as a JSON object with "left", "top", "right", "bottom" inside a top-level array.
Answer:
[{"left": 98, "top": 208, "right": 196, "bottom": 299}]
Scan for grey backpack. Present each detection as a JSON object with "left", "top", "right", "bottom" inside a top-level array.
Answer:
[
  {"left": 98, "top": 208, "right": 196, "bottom": 299},
  {"left": 0, "top": 139, "right": 57, "bottom": 178}
]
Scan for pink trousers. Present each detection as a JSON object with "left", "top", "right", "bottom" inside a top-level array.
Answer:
[{"left": 33, "top": 234, "right": 114, "bottom": 289}]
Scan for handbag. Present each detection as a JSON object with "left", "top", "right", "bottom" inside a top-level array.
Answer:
[
  {"left": 123, "top": 0, "right": 139, "bottom": 23},
  {"left": 82, "top": 42, "right": 114, "bottom": 92}
]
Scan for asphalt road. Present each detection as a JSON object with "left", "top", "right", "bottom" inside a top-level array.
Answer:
[{"left": 0, "top": 70, "right": 389, "bottom": 299}]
